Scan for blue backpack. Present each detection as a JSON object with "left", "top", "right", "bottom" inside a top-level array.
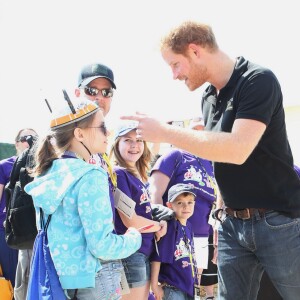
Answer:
[{"left": 26, "top": 209, "right": 66, "bottom": 300}]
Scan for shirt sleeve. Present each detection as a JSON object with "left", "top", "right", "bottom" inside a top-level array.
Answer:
[
  {"left": 150, "top": 149, "right": 182, "bottom": 179},
  {"left": 235, "top": 71, "right": 282, "bottom": 126},
  {"left": 77, "top": 170, "right": 141, "bottom": 260},
  {"left": 151, "top": 220, "right": 177, "bottom": 263}
]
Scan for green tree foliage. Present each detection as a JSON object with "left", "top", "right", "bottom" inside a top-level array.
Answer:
[{"left": 0, "top": 143, "right": 16, "bottom": 160}]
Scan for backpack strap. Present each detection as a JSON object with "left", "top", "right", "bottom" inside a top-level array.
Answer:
[
  {"left": 39, "top": 208, "right": 52, "bottom": 232},
  {"left": 71, "top": 289, "right": 78, "bottom": 300},
  {"left": 7, "top": 156, "right": 21, "bottom": 189},
  {"left": 7, "top": 148, "right": 29, "bottom": 189}
]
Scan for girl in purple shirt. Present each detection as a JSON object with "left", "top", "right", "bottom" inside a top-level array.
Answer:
[{"left": 110, "top": 121, "right": 167, "bottom": 300}]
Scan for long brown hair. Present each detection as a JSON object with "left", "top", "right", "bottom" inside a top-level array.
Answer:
[{"left": 110, "top": 137, "right": 152, "bottom": 182}]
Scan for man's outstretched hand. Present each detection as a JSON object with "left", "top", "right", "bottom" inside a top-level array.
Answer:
[{"left": 121, "top": 112, "right": 170, "bottom": 143}]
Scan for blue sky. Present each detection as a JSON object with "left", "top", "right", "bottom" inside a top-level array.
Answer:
[{"left": 1, "top": 0, "right": 299, "bottom": 143}]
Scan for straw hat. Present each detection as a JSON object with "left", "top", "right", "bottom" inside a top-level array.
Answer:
[{"left": 49, "top": 90, "right": 100, "bottom": 129}]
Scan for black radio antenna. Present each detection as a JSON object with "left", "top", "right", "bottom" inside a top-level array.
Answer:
[
  {"left": 44, "top": 98, "right": 52, "bottom": 113},
  {"left": 62, "top": 89, "right": 76, "bottom": 114}
]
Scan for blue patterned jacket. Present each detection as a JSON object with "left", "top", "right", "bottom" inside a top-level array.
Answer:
[{"left": 25, "top": 158, "right": 141, "bottom": 289}]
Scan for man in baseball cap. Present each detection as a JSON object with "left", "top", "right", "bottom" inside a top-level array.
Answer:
[
  {"left": 75, "top": 63, "right": 116, "bottom": 116},
  {"left": 74, "top": 63, "right": 118, "bottom": 210}
]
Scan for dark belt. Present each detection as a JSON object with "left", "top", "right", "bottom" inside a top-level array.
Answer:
[
  {"left": 225, "top": 208, "right": 269, "bottom": 220},
  {"left": 162, "top": 283, "right": 179, "bottom": 290}
]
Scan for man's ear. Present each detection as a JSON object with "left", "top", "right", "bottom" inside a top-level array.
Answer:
[
  {"left": 189, "top": 43, "right": 200, "bottom": 57},
  {"left": 73, "top": 127, "right": 84, "bottom": 141}
]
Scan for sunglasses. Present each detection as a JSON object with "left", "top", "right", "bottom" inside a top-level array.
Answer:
[
  {"left": 17, "top": 135, "right": 30, "bottom": 143},
  {"left": 83, "top": 86, "right": 114, "bottom": 98},
  {"left": 87, "top": 122, "right": 108, "bottom": 136}
]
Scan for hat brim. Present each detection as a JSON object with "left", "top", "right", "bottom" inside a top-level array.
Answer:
[
  {"left": 79, "top": 76, "right": 116, "bottom": 89},
  {"left": 115, "top": 126, "right": 137, "bottom": 140},
  {"left": 50, "top": 104, "right": 100, "bottom": 129},
  {"left": 169, "top": 190, "right": 196, "bottom": 203}
]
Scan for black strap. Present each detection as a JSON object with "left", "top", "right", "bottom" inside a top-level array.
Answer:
[
  {"left": 39, "top": 208, "right": 52, "bottom": 232},
  {"left": 7, "top": 148, "right": 33, "bottom": 193},
  {"left": 7, "top": 156, "right": 21, "bottom": 189},
  {"left": 80, "top": 141, "right": 92, "bottom": 157},
  {"left": 71, "top": 289, "right": 78, "bottom": 300}
]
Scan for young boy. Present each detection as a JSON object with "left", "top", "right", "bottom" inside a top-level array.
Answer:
[{"left": 150, "top": 183, "right": 197, "bottom": 300}]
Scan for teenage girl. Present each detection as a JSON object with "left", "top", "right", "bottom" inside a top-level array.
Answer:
[{"left": 110, "top": 121, "right": 167, "bottom": 300}]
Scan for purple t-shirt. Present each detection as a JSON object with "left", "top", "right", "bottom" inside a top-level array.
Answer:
[
  {"left": 114, "top": 167, "right": 155, "bottom": 256},
  {"left": 151, "top": 149, "right": 216, "bottom": 237},
  {"left": 0, "top": 156, "right": 16, "bottom": 229},
  {"left": 151, "top": 219, "right": 196, "bottom": 297}
]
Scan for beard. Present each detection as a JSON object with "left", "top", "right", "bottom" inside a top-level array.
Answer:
[{"left": 186, "top": 59, "right": 207, "bottom": 91}]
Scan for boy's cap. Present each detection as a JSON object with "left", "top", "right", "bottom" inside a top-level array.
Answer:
[
  {"left": 78, "top": 63, "right": 116, "bottom": 89},
  {"left": 50, "top": 95, "right": 99, "bottom": 129},
  {"left": 168, "top": 183, "right": 196, "bottom": 203},
  {"left": 114, "top": 121, "right": 139, "bottom": 140}
]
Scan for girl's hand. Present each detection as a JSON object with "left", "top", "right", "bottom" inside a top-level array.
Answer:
[
  {"left": 152, "top": 284, "right": 164, "bottom": 300},
  {"left": 155, "top": 220, "right": 167, "bottom": 241}
]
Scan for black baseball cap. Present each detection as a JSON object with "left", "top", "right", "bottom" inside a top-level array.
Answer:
[
  {"left": 168, "top": 183, "right": 196, "bottom": 203},
  {"left": 78, "top": 63, "right": 116, "bottom": 89}
]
